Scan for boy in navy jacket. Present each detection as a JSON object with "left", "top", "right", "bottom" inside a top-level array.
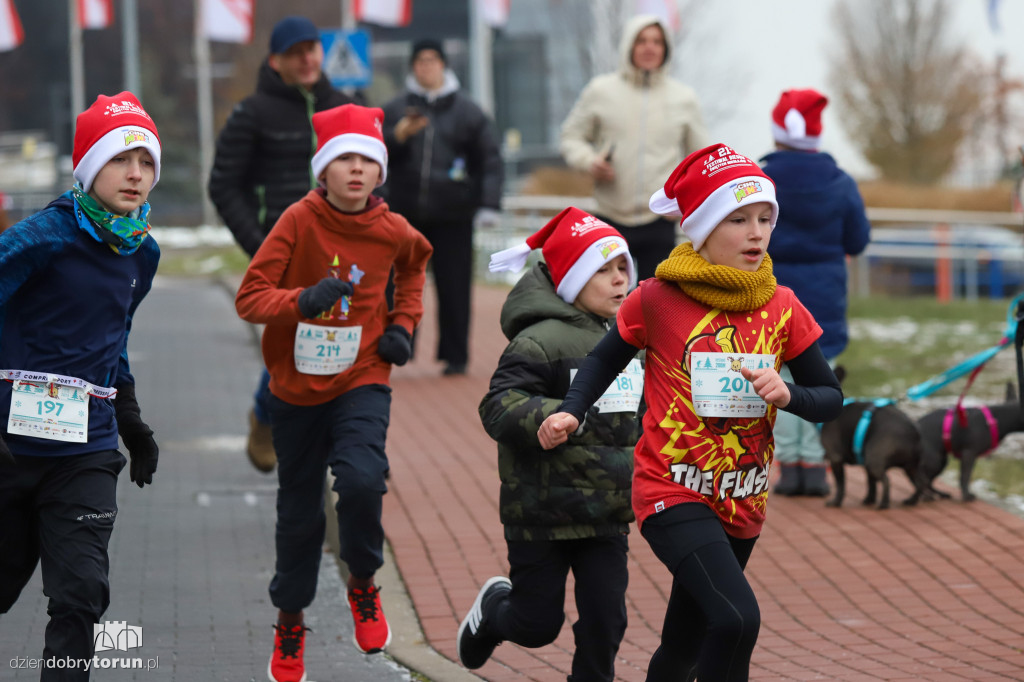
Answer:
[{"left": 0, "top": 92, "right": 161, "bottom": 680}]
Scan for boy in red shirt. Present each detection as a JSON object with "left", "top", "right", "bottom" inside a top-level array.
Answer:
[
  {"left": 235, "top": 104, "right": 432, "bottom": 679},
  {"left": 539, "top": 144, "right": 843, "bottom": 682}
]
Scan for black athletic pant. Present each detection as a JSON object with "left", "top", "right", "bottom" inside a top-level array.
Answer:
[
  {"left": 640, "top": 503, "right": 760, "bottom": 682},
  {"left": 266, "top": 384, "right": 391, "bottom": 613},
  {"left": 490, "top": 535, "right": 629, "bottom": 682},
  {"left": 0, "top": 449, "right": 125, "bottom": 682},
  {"left": 412, "top": 215, "right": 474, "bottom": 367},
  {"left": 596, "top": 215, "right": 678, "bottom": 282}
]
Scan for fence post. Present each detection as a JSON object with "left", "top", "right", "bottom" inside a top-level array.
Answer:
[{"left": 934, "top": 222, "right": 952, "bottom": 303}]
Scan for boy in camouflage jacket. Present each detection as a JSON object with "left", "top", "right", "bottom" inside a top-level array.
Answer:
[{"left": 456, "top": 207, "right": 641, "bottom": 681}]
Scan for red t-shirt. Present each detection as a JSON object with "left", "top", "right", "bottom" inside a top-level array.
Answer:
[{"left": 617, "top": 278, "right": 821, "bottom": 538}]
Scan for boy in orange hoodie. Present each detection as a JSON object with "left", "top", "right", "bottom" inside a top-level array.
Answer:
[{"left": 235, "top": 104, "right": 432, "bottom": 680}]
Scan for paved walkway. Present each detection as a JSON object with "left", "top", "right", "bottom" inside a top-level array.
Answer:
[
  {"left": 3, "top": 274, "right": 1024, "bottom": 681},
  {"left": 386, "top": 281, "right": 1024, "bottom": 682},
  {"left": 1, "top": 278, "right": 413, "bottom": 682}
]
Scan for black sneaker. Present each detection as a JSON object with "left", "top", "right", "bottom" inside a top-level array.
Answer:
[
  {"left": 456, "top": 576, "right": 511, "bottom": 669},
  {"left": 442, "top": 363, "right": 467, "bottom": 376}
]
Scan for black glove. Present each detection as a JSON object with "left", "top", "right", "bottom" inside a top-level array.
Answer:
[
  {"left": 377, "top": 324, "right": 413, "bottom": 366},
  {"left": 114, "top": 382, "right": 158, "bottom": 488},
  {"left": 297, "top": 277, "right": 354, "bottom": 319},
  {"left": 0, "top": 431, "right": 14, "bottom": 468}
]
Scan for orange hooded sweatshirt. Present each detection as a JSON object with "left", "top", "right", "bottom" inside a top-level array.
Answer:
[{"left": 236, "top": 190, "right": 433, "bottom": 405}]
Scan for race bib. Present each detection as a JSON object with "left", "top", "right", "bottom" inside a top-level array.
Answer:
[
  {"left": 571, "top": 358, "right": 644, "bottom": 414},
  {"left": 294, "top": 323, "right": 362, "bottom": 375},
  {"left": 7, "top": 379, "right": 90, "bottom": 443},
  {"left": 690, "top": 352, "right": 774, "bottom": 418}
]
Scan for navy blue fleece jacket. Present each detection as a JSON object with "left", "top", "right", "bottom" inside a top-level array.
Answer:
[
  {"left": 760, "top": 150, "right": 871, "bottom": 358},
  {"left": 0, "top": 193, "right": 159, "bottom": 456}
]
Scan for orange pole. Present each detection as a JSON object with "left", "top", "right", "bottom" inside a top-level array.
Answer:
[{"left": 934, "top": 222, "right": 952, "bottom": 303}]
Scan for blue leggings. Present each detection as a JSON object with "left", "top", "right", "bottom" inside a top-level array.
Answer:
[{"left": 640, "top": 503, "right": 760, "bottom": 682}]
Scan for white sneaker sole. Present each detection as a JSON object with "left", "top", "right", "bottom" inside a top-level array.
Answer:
[{"left": 457, "top": 576, "right": 511, "bottom": 667}]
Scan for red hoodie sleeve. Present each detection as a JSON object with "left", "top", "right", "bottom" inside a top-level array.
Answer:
[
  {"left": 387, "top": 220, "right": 433, "bottom": 334},
  {"left": 234, "top": 212, "right": 305, "bottom": 324}
]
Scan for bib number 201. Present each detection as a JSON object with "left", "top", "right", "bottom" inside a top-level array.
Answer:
[{"left": 718, "top": 376, "right": 753, "bottom": 394}]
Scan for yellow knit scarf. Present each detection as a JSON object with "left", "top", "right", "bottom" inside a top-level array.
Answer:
[{"left": 654, "top": 243, "right": 777, "bottom": 311}]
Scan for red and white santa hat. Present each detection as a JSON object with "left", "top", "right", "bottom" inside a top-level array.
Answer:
[
  {"left": 73, "top": 92, "right": 161, "bottom": 193},
  {"left": 488, "top": 207, "right": 636, "bottom": 304},
  {"left": 771, "top": 88, "right": 828, "bottom": 151},
  {"left": 311, "top": 104, "right": 388, "bottom": 186},
  {"left": 649, "top": 143, "right": 778, "bottom": 251}
]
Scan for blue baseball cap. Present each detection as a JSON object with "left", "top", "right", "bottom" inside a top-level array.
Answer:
[{"left": 270, "top": 16, "right": 319, "bottom": 54}]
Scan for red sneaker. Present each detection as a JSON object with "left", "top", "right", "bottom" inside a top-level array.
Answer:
[
  {"left": 347, "top": 585, "right": 392, "bottom": 653},
  {"left": 268, "top": 623, "right": 309, "bottom": 682}
]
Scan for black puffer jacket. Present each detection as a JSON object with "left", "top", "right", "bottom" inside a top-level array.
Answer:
[
  {"left": 380, "top": 72, "right": 503, "bottom": 222},
  {"left": 208, "top": 62, "right": 351, "bottom": 257}
]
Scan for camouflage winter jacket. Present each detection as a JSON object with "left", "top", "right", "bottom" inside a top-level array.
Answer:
[{"left": 479, "top": 263, "right": 639, "bottom": 542}]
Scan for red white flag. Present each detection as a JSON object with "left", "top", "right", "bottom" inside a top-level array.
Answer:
[
  {"left": 202, "top": 0, "right": 253, "bottom": 44},
  {"left": 78, "top": 0, "right": 113, "bottom": 30},
  {"left": 0, "top": 0, "right": 23, "bottom": 51},
  {"left": 354, "top": 0, "right": 412, "bottom": 27},
  {"left": 476, "top": 0, "right": 509, "bottom": 28}
]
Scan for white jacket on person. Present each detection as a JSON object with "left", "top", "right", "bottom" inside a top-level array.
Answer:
[{"left": 559, "top": 14, "right": 709, "bottom": 227}]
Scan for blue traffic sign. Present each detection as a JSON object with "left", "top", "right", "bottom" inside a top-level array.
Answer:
[{"left": 320, "top": 30, "right": 371, "bottom": 89}]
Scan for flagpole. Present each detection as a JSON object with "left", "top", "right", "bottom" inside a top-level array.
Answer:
[
  {"left": 341, "top": 0, "right": 354, "bottom": 29},
  {"left": 468, "top": 0, "right": 494, "bottom": 115},
  {"left": 193, "top": 0, "right": 216, "bottom": 225},
  {"left": 69, "top": 0, "right": 85, "bottom": 120},
  {"left": 122, "top": 0, "right": 140, "bottom": 94}
]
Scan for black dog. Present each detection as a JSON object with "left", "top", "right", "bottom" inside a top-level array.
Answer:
[
  {"left": 916, "top": 383, "right": 1023, "bottom": 502},
  {"left": 819, "top": 367, "right": 928, "bottom": 509}
]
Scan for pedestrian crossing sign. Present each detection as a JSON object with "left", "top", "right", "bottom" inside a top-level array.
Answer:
[{"left": 320, "top": 29, "right": 371, "bottom": 89}]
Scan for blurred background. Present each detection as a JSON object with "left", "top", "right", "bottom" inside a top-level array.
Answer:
[{"left": 1, "top": 0, "right": 1023, "bottom": 300}]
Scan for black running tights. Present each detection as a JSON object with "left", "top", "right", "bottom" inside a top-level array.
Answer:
[{"left": 640, "top": 503, "right": 760, "bottom": 682}]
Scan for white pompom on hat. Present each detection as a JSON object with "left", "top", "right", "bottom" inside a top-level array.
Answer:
[
  {"left": 649, "top": 143, "right": 778, "bottom": 251},
  {"left": 771, "top": 88, "right": 828, "bottom": 151},
  {"left": 72, "top": 92, "right": 161, "bottom": 193},
  {"left": 488, "top": 206, "right": 637, "bottom": 304},
  {"left": 311, "top": 104, "right": 388, "bottom": 186}
]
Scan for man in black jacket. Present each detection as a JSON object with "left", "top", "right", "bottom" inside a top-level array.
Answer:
[
  {"left": 208, "top": 15, "right": 351, "bottom": 472},
  {"left": 381, "top": 39, "right": 504, "bottom": 377}
]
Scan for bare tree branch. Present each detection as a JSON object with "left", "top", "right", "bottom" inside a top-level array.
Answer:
[{"left": 828, "top": 0, "right": 984, "bottom": 183}]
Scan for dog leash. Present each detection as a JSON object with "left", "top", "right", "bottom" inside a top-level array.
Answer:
[{"left": 906, "top": 292, "right": 1024, "bottom": 402}]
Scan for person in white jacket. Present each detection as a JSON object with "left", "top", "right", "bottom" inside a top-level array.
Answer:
[{"left": 560, "top": 14, "right": 709, "bottom": 280}]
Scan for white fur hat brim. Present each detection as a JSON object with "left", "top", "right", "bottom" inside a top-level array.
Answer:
[
  {"left": 652, "top": 175, "right": 779, "bottom": 251},
  {"left": 555, "top": 235, "right": 636, "bottom": 304},
  {"left": 72, "top": 125, "right": 161, "bottom": 193},
  {"left": 771, "top": 121, "right": 821, "bottom": 151},
  {"left": 311, "top": 133, "right": 388, "bottom": 186}
]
